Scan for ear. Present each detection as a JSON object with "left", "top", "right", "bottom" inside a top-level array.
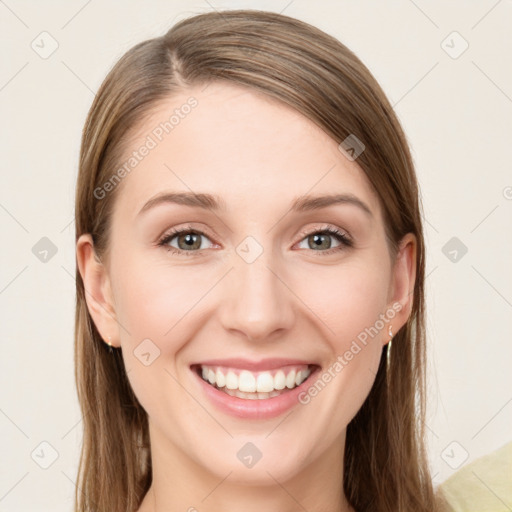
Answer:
[
  {"left": 76, "top": 234, "right": 120, "bottom": 348},
  {"left": 384, "top": 232, "right": 417, "bottom": 344}
]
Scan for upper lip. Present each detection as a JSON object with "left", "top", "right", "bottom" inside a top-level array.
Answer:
[{"left": 191, "top": 358, "right": 319, "bottom": 372}]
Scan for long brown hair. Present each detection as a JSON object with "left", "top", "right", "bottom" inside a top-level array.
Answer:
[{"left": 74, "top": 10, "right": 436, "bottom": 511}]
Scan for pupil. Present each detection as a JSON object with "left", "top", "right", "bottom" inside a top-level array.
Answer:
[
  {"left": 312, "top": 234, "right": 330, "bottom": 249},
  {"left": 178, "top": 232, "right": 200, "bottom": 250}
]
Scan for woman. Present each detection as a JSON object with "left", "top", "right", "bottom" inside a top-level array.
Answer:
[{"left": 74, "top": 10, "right": 437, "bottom": 512}]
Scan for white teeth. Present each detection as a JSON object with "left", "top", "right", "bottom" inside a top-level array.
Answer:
[
  {"left": 256, "top": 372, "right": 274, "bottom": 393},
  {"left": 215, "top": 369, "right": 225, "bottom": 388},
  {"left": 285, "top": 370, "right": 296, "bottom": 389},
  {"left": 274, "top": 370, "right": 286, "bottom": 390},
  {"left": 198, "top": 364, "right": 313, "bottom": 398},
  {"left": 238, "top": 370, "right": 256, "bottom": 392},
  {"left": 225, "top": 371, "right": 238, "bottom": 390}
]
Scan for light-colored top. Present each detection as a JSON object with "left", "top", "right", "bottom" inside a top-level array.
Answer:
[{"left": 436, "top": 441, "right": 512, "bottom": 512}]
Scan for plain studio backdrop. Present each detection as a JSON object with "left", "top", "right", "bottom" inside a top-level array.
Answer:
[{"left": 1, "top": 0, "right": 511, "bottom": 510}]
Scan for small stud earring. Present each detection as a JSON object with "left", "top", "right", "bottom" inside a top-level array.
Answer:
[{"left": 106, "top": 336, "right": 113, "bottom": 352}]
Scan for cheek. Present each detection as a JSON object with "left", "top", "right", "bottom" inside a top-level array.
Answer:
[
  {"left": 296, "top": 261, "right": 388, "bottom": 420},
  {"left": 110, "top": 256, "right": 209, "bottom": 421},
  {"left": 307, "top": 259, "right": 390, "bottom": 346},
  {"left": 113, "top": 248, "right": 390, "bottom": 361},
  {"left": 112, "top": 254, "right": 211, "bottom": 347}
]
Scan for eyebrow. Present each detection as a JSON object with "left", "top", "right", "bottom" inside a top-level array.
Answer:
[{"left": 137, "top": 191, "right": 373, "bottom": 218}]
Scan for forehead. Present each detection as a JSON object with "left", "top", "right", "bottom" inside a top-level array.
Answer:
[{"left": 111, "top": 81, "right": 382, "bottom": 223}]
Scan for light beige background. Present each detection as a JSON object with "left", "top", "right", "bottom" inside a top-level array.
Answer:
[{"left": 1, "top": 0, "right": 511, "bottom": 510}]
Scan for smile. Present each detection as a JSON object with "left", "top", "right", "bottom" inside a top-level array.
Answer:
[
  {"left": 190, "top": 360, "right": 321, "bottom": 419},
  {"left": 197, "top": 364, "right": 313, "bottom": 399}
]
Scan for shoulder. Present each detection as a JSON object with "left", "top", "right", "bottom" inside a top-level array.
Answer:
[{"left": 435, "top": 441, "right": 512, "bottom": 512}]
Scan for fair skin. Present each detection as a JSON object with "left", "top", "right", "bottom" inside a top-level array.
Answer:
[{"left": 77, "top": 82, "right": 416, "bottom": 512}]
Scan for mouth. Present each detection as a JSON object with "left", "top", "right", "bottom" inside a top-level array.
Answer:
[
  {"left": 190, "top": 361, "right": 321, "bottom": 419},
  {"left": 191, "top": 363, "right": 318, "bottom": 399}
]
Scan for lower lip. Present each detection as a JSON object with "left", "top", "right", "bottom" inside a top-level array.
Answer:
[{"left": 192, "top": 367, "right": 319, "bottom": 420}]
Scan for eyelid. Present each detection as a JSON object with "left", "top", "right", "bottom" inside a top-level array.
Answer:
[
  {"left": 156, "top": 223, "right": 217, "bottom": 252},
  {"left": 295, "top": 223, "right": 352, "bottom": 244}
]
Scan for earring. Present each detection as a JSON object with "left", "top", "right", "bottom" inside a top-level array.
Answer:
[
  {"left": 106, "top": 336, "right": 113, "bottom": 352},
  {"left": 386, "top": 325, "right": 393, "bottom": 370}
]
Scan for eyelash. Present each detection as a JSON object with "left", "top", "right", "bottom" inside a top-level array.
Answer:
[{"left": 157, "top": 224, "right": 353, "bottom": 257}]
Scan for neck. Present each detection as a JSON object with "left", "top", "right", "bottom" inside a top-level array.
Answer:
[{"left": 137, "top": 422, "right": 355, "bottom": 512}]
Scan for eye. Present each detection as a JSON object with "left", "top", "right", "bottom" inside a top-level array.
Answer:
[
  {"left": 157, "top": 224, "right": 352, "bottom": 257},
  {"left": 157, "top": 225, "right": 215, "bottom": 256},
  {"left": 296, "top": 226, "right": 353, "bottom": 255}
]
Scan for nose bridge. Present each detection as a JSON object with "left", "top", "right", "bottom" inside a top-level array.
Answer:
[{"left": 220, "top": 242, "right": 294, "bottom": 341}]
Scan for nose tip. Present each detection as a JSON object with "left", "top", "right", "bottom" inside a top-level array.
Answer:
[{"left": 219, "top": 259, "right": 295, "bottom": 343}]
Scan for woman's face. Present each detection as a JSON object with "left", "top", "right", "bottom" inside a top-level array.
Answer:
[{"left": 78, "top": 82, "right": 415, "bottom": 487}]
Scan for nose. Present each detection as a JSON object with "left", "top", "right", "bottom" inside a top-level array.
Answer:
[{"left": 219, "top": 250, "right": 295, "bottom": 343}]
